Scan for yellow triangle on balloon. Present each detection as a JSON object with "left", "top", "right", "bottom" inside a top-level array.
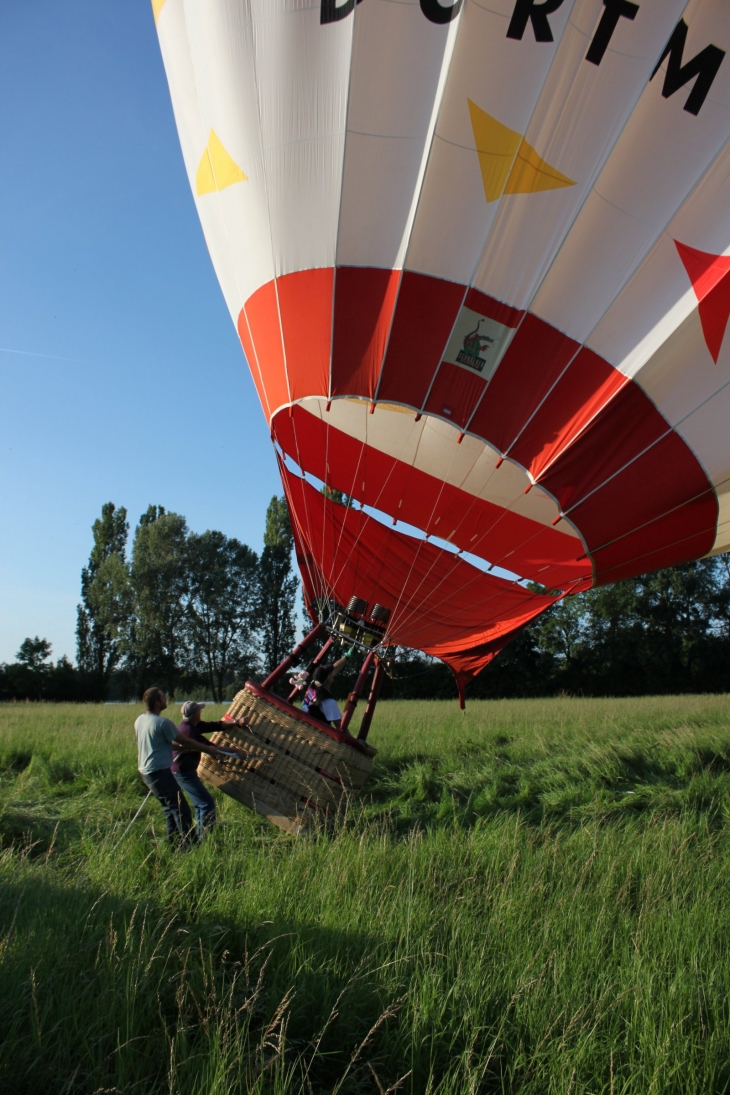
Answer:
[
  {"left": 468, "top": 100, "right": 522, "bottom": 202},
  {"left": 505, "top": 141, "right": 575, "bottom": 195},
  {"left": 151, "top": 0, "right": 169, "bottom": 24},
  {"left": 196, "top": 130, "right": 248, "bottom": 196},
  {"left": 468, "top": 100, "right": 575, "bottom": 203}
]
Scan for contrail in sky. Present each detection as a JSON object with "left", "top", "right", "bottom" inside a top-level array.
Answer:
[{"left": 0, "top": 346, "right": 94, "bottom": 366}]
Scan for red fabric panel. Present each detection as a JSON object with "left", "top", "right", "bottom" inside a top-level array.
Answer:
[
  {"left": 430, "top": 627, "right": 529, "bottom": 704},
  {"left": 274, "top": 406, "right": 591, "bottom": 589},
  {"left": 423, "top": 362, "right": 487, "bottom": 427},
  {"left": 540, "top": 396, "right": 717, "bottom": 579},
  {"left": 464, "top": 288, "right": 524, "bottom": 328},
  {"left": 593, "top": 497, "right": 717, "bottom": 584},
  {"left": 237, "top": 308, "right": 271, "bottom": 420},
  {"left": 277, "top": 268, "right": 333, "bottom": 403},
  {"left": 510, "top": 347, "right": 629, "bottom": 480},
  {"left": 241, "top": 281, "right": 290, "bottom": 421},
  {"left": 676, "top": 240, "right": 730, "bottom": 363},
  {"left": 470, "top": 313, "right": 579, "bottom": 454},
  {"left": 330, "top": 267, "right": 401, "bottom": 399},
  {"left": 377, "top": 271, "right": 465, "bottom": 408},
  {"left": 539, "top": 382, "right": 673, "bottom": 516},
  {"left": 284, "top": 463, "right": 559, "bottom": 687}
]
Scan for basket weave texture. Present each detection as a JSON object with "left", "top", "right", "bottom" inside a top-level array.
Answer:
[{"left": 199, "top": 685, "right": 374, "bottom": 832}]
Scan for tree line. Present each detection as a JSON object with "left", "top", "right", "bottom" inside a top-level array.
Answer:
[
  {"left": 0, "top": 497, "right": 298, "bottom": 702},
  {"left": 3, "top": 496, "right": 730, "bottom": 702},
  {"left": 382, "top": 556, "right": 730, "bottom": 700}
]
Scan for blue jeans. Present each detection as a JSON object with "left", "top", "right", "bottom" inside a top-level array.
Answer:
[
  {"left": 174, "top": 770, "right": 216, "bottom": 838},
  {"left": 141, "top": 767, "right": 195, "bottom": 846}
]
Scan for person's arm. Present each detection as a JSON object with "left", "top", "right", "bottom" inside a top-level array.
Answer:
[
  {"left": 323, "top": 656, "right": 348, "bottom": 690},
  {"left": 200, "top": 717, "right": 248, "bottom": 735},
  {"left": 173, "top": 732, "right": 235, "bottom": 758}
]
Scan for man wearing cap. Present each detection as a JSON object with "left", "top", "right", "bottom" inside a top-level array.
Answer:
[
  {"left": 172, "top": 700, "right": 246, "bottom": 838},
  {"left": 135, "top": 687, "right": 243, "bottom": 847}
]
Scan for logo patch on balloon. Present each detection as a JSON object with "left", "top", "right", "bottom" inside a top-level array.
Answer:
[{"left": 443, "top": 305, "right": 518, "bottom": 379}]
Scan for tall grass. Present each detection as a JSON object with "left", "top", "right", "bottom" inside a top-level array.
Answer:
[{"left": 2, "top": 697, "right": 730, "bottom": 1093}]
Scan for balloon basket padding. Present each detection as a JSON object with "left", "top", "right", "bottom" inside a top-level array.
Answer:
[{"left": 199, "top": 682, "right": 376, "bottom": 834}]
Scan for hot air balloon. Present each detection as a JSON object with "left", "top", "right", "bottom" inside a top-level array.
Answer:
[{"left": 153, "top": 0, "right": 730, "bottom": 828}]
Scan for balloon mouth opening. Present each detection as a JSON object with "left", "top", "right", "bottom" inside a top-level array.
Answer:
[{"left": 275, "top": 441, "right": 559, "bottom": 592}]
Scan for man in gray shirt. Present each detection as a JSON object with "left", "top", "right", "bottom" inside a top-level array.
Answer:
[{"left": 134, "top": 686, "right": 243, "bottom": 846}]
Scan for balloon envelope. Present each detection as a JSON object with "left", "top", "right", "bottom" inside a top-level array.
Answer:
[{"left": 154, "top": 0, "right": 730, "bottom": 688}]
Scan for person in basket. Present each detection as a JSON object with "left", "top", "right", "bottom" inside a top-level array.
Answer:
[
  {"left": 172, "top": 700, "right": 248, "bottom": 839},
  {"left": 292, "top": 655, "right": 348, "bottom": 729},
  {"left": 134, "top": 688, "right": 242, "bottom": 847}
]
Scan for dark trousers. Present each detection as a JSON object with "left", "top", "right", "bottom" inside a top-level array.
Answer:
[
  {"left": 141, "top": 767, "right": 194, "bottom": 845},
  {"left": 174, "top": 770, "right": 216, "bottom": 839}
]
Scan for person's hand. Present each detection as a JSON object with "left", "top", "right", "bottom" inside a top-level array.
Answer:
[{"left": 233, "top": 717, "right": 248, "bottom": 728}]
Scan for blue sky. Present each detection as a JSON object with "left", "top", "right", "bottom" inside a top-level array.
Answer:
[{"left": 0, "top": 1, "right": 280, "bottom": 663}]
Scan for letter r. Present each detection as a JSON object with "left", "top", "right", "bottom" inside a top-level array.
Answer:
[{"left": 506, "top": 0, "right": 566, "bottom": 43}]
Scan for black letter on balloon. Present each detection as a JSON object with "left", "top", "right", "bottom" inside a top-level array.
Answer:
[
  {"left": 420, "top": 0, "right": 463, "bottom": 24},
  {"left": 320, "top": 0, "right": 364, "bottom": 24},
  {"left": 506, "top": 0, "right": 565, "bottom": 43},
  {"left": 650, "top": 19, "right": 725, "bottom": 116},
  {"left": 585, "top": 0, "right": 639, "bottom": 66}
]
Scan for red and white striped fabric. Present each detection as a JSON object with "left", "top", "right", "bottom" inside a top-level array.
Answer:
[{"left": 154, "top": 0, "right": 730, "bottom": 690}]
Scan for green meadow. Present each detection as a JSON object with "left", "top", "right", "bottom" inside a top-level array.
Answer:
[{"left": 2, "top": 696, "right": 730, "bottom": 1094}]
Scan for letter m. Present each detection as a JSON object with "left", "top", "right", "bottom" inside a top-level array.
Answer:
[{"left": 650, "top": 19, "right": 725, "bottom": 116}]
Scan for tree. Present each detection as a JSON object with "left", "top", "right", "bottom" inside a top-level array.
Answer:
[
  {"left": 127, "top": 505, "right": 190, "bottom": 695},
  {"left": 17, "top": 636, "right": 52, "bottom": 671},
  {"left": 6, "top": 637, "right": 55, "bottom": 700},
  {"left": 258, "top": 496, "right": 298, "bottom": 672},
  {"left": 186, "top": 531, "right": 259, "bottom": 701},
  {"left": 76, "top": 502, "right": 130, "bottom": 695}
]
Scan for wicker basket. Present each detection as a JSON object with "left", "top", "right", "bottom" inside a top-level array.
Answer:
[{"left": 199, "top": 682, "right": 376, "bottom": 833}]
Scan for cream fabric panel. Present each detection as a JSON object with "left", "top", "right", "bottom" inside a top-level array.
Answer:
[
  {"left": 336, "top": 0, "right": 458, "bottom": 269},
  {"left": 405, "top": 0, "right": 576, "bottom": 284},
  {"left": 182, "top": 0, "right": 275, "bottom": 310},
  {"left": 708, "top": 491, "right": 730, "bottom": 554},
  {"left": 589, "top": 142, "right": 730, "bottom": 377},
  {"left": 532, "top": 0, "right": 730, "bottom": 342},
  {"left": 472, "top": 0, "right": 688, "bottom": 310},
  {"left": 156, "top": 0, "right": 245, "bottom": 319},
  {"left": 250, "top": 0, "right": 352, "bottom": 277}
]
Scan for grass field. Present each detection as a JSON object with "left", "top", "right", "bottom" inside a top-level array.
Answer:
[{"left": 2, "top": 696, "right": 730, "bottom": 1094}]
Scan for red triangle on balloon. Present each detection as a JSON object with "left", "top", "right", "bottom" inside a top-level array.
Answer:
[{"left": 675, "top": 240, "right": 730, "bottom": 363}]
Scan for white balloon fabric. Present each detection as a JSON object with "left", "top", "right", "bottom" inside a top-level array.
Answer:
[{"left": 154, "top": 0, "right": 730, "bottom": 690}]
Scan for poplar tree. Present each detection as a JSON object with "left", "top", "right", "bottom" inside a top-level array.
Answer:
[
  {"left": 186, "top": 531, "right": 259, "bottom": 700},
  {"left": 75, "top": 502, "right": 130, "bottom": 695},
  {"left": 127, "top": 505, "right": 189, "bottom": 695},
  {"left": 258, "top": 496, "right": 298, "bottom": 671}
]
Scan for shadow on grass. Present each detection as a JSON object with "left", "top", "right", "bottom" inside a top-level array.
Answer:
[
  {"left": 0, "top": 809, "right": 84, "bottom": 858},
  {"left": 0, "top": 870, "right": 410, "bottom": 1095}
]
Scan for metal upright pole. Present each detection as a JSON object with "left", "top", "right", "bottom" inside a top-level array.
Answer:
[
  {"left": 288, "top": 636, "right": 335, "bottom": 702},
  {"left": 357, "top": 658, "right": 384, "bottom": 741},
  {"left": 339, "top": 650, "right": 375, "bottom": 734},
  {"left": 261, "top": 622, "right": 327, "bottom": 691}
]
